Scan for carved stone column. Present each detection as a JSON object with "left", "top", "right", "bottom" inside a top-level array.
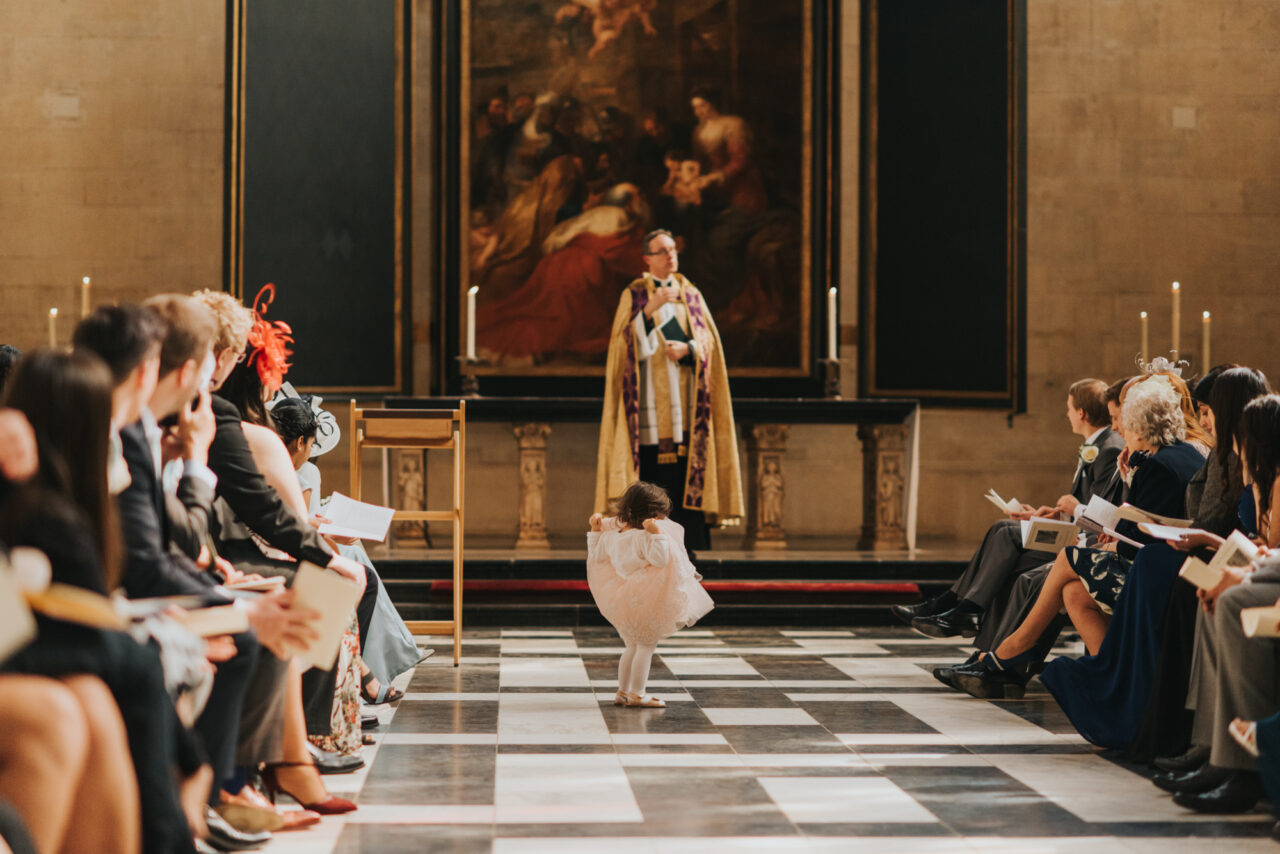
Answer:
[
  {"left": 858, "top": 424, "right": 908, "bottom": 550},
  {"left": 392, "top": 450, "right": 428, "bottom": 546},
  {"left": 513, "top": 423, "right": 552, "bottom": 550},
  {"left": 743, "top": 424, "right": 790, "bottom": 550}
]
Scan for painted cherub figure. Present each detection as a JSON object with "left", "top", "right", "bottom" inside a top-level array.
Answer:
[{"left": 557, "top": 0, "right": 658, "bottom": 59}]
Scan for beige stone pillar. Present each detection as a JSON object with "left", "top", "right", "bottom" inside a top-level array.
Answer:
[
  {"left": 513, "top": 423, "right": 552, "bottom": 550},
  {"left": 858, "top": 424, "right": 908, "bottom": 550},
  {"left": 743, "top": 424, "right": 790, "bottom": 550}
]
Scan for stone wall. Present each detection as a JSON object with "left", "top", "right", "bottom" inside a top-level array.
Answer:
[
  {"left": 0, "top": 2, "right": 224, "bottom": 349},
  {"left": 5, "top": 1, "right": 1278, "bottom": 546}
]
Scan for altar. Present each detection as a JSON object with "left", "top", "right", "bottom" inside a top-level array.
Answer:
[{"left": 384, "top": 395, "right": 921, "bottom": 554}]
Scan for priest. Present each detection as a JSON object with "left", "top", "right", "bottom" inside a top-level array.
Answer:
[{"left": 595, "top": 228, "right": 744, "bottom": 550}]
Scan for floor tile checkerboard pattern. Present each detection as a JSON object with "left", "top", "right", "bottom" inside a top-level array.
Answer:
[{"left": 271, "top": 627, "right": 1277, "bottom": 853}]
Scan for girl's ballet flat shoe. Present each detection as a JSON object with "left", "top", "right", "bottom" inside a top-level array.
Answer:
[
  {"left": 623, "top": 693, "right": 666, "bottom": 708},
  {"left": 614, "top": 691, "right": 630, "bottom": 706}
]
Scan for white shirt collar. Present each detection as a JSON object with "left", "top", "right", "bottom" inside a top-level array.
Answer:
[{"left": 1084, "top": 426, "right": 1106, "bottom": 446}]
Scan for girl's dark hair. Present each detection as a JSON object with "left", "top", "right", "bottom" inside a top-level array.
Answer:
[
  {"left": 217, "top": 359, "right": 274, "bottom": 428},
  {"left": 1194, "top": 363, "right": 1237, "bottom": 406},
  {"left": 1239, "top": 394, "right": 1280, "bottom": 537},
  {"left": 270, "top": 398, "right": 317, "bottom": 444},
  {"left": 1, "top": 348, "right": 122, "bottom": 589},
  {"left": 1212, "top": 367, "right": 1271, "bottom": 495},
  {"left": 613, "top": 481, "right": 672, "bottom": 529}
]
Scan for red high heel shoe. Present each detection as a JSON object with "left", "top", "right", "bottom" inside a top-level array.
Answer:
[{"left": 260, "top": 762, "right": 357, "bottom": 815}]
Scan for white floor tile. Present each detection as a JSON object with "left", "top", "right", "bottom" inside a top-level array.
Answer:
[
  {"left": 660, "top": 656, "right": 759, "bottom": 676},
  {"left": 823, "top": 657, "right": 940, "bottom": 687},
  {"left": 501, "top": 630, "right": 574, "bottom": 637},
  {"left": 494, "top": 839, "right": 975, "bottom": 853},
  {"left": 345, "top": 805, "right": 497, "bottom": 824},
  {"left": 702, "top": 707, "right": 821, "bottom": 726},
  {"left": 981, "top": 753, "right": 1273, "bottom": 823},
  {"left": 782, "top": 630, "right": 855, "bottom": 637},
  {"left": 737, "top": 753, "right": 868, "bottom": 768},
  {"left": 760, "top": 776, "right": 938, "bottom": 823},
  {"left": 790, "top": 638, "right": 892, "bottom": 656},
  {"left": 770, "top": 680, "right": 864, "bottom": 689},
  {"left": 889, "top": 693, "right": 1080, "bottom": 745},
  {"left": 380, "top": 734, "right": 498, "bottom": 745},
  {"left": 675, "top": 679, "right": 772, "bottom": 687},
  {"left": 400, "top": 692, "right": 503, "bottom": 701},
  {"left": 500, "top": 637, "right": 581, "bottom": 654},
  {"left": 499, "top": 656, "right": 591, "bottom": 687},
  {"left": 495, "top": 754, "right": 643, "bottom": 823},
  {"left": 498, "top": 692, "right": 611, "bottom": 744},
  {"left": 611, "top": 733, "right": 729, "bottom": 745}
]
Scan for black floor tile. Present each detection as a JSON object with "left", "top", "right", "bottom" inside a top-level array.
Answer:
[
  {"left": 795, "top": 700, "right": 941, "bottom": 734},
  {"left": 359, "top": 745, "right": 495, "bottom": 805},
  {"left": 390, "top": 700, "right": 498, "bottom": 734}
]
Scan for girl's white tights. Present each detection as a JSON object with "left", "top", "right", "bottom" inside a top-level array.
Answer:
[{"left": 618, "top": 641, "right": 657, "bottom": 696}]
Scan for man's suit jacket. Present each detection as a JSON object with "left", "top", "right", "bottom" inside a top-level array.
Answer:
[
  {"left": 166, "top": 474, "right": 215, "bottom": 561},
  {"left": 1070, "top": 427, "right": 1126, "bottom": 506},
  {"left": 117, "top": 422, "right": 223, "bottom": 599},
  {"left": 208, "top": 394, "right": 332, "bottom": 567}
]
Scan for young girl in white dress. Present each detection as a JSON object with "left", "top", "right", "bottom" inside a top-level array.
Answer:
[{"left": 587, "top": 481, "right": 714, "bottom": 708}]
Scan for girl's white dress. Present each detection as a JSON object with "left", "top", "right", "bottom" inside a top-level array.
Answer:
[{"left": 586, "top": 517, "right": 714, "bottom": 647}]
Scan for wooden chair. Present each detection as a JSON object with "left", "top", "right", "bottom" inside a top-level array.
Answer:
[{"left": 349, "top": 400, "right": 465, "bottom": 665}]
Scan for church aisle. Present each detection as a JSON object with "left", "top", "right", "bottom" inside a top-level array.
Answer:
[{"left": 268, "top": 627, "right": 1276, "bottom": 853}]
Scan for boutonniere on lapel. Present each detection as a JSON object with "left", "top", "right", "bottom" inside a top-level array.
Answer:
[{"left": 1079, "top": 445, "right": 1100, "bottom": 465}]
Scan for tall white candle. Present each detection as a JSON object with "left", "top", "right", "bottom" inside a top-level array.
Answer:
[
  {"left": 826, "top": 287, "right": 838, "bottom": 361},
  {"left": 466, "top": 286, "right": 478, "bottom": 360},
  {"left": 81, "top": 276, "right": 91, "bottom": 317},
  {"left": 1140, "top": 311, "right": 1149, "bottom": 364},
  {"left": 1202, "top": 311, "right": 1211, "bottom": 369},
  {"left": 1171, "top": 281, "right": 1181, "bottom": 356},
  {"left": 48, "top": 308, "right": 58, "bottom": 348}
]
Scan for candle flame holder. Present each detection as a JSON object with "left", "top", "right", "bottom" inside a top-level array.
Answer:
[{"left": 819, "top": 357, "right": 841, "bottom": 399}]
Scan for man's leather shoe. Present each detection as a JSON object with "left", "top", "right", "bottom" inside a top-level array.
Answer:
[
  {"left": 1172, "top": 771, "right": 1263, "bottom": 813},
  {"left": 307, "top": 743, "right": 365, "bottom": 775},
  {"left": 204, "top": 808, "right": 272, "bottom": 851},
  {"left": 911, "top": 607, "right": 981, "bottom": 639},
  {"left": 361, "top": 711, "right": 380, "bottom": 729},
  {"left": 891, "top": 592, "right": 956, "bottom": 626},
  {"left": 950, "top": 664, "right": 1027, "bottom": 699},
  {"left": 1153, "top": 744, "right": 1210, "bottom": 774},
  {"left": 1152, "top": 762, "right": 1232, "bottom": 794},
  {"left": 932, "top": 652, "right": 978, "bottom": 687}
]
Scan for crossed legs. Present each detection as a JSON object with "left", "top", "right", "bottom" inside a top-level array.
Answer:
[{"left": 993, "top": 548, "right": 1109, "bottom": 659}]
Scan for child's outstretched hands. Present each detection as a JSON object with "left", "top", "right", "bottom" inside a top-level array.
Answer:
[
  {"left": 589, "top": 513, "right": 603, "bottom": 532},
  {"left": 642, "top": 518, "right": 661, "bottom": 534}
]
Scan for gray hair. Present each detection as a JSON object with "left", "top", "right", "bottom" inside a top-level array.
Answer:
[{"left": 1121, "top": 380, "right": 1186, "bottom": 448}]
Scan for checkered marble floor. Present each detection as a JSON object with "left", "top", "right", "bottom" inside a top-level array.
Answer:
[{"left": 269, "top": 627, "right": 1277, "bottom": 853}]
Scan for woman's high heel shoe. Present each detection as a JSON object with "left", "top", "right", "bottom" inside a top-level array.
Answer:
[{"left": 260, "top": 762, "right": 357, "bottom": 815}]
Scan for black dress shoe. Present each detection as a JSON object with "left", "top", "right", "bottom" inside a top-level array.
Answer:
[
  {"left": 891, "top": 592, "right": 956, "bottom": 626},
  {"left": 1153, "top": 744, "right": 1210, "bottom": 774},
  {"left": 1172, "top": 771, "right": 1263, "bottom": 813},
  {"left": 911, "top": 606, "right": 981, "bottom": 639},
  {"left": 204, "top": 808, "right": 272, "bottom": 851},
  {"left": 1271, "top": 819, "right": 1280, "bottom": 841},
  {"left": 1152, "top": 762, "right": 1232, "bottom": 794},
  {"left": 932, "top": 652, "right": 979, "bottom": 687},
  {"left": 950, "top": 664, "right": 1027, "bottom": 700}
]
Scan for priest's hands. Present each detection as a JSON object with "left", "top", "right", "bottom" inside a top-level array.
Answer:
[
  {"left": 644, "top": 286, "right": 681, "bottom": 317},
  {"left": 664, "top": 341, "right": 689, "bottom": 362}
]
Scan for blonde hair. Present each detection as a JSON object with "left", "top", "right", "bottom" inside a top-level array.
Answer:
[
  {"left": 191, "top": 289, "right": 253, "bottom": 353},
  {"left": 1121, "top": 381, "right": 1186, "bottom": 448}
]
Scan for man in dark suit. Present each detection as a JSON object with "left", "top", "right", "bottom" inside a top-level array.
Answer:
[
  {"left": 77, "top": 302, "right": 318, "bottom": 849},
  {"left": 897, "top": 379, "right": 1125, "bottom": 638}
]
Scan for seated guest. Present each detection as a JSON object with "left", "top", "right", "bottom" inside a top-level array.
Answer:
[
  {"left": 193, "top": 287, "right": 360, "bottom": 811},
  {"left": 273, "top": 396, "right": 419, "bottom": 702},
  {"left": 1, "top": 348, "right": 211, "bottom": 852},
  {"left": 0, "top": 345, "right": 20, "bottom": 392},
  {"left": 933, "top": 376, "right": 1133, "bottom": 689},
  {"left": 953, "top": 378, "right": 1204, "bottom": 698},
  {"left": 0, "top": 672, "right": 140, "bottom": 854},
  {"left": 1152, "top": 393, "right": 1280, "bottom": 813},
  {"left": 1039, "top": 366, "right": 1268, "bottom": 751},
  {"left": 899, "top": 378, "right": 1124, "bottom": 637}
]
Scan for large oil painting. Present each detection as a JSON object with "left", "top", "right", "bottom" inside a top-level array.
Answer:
[{"left": 448, "top": 0, "right": 834, "bottom": 381}]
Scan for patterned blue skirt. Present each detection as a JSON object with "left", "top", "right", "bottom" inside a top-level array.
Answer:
[{"left": 1065, "top": 546, "right": 1133, "bottom": 614}]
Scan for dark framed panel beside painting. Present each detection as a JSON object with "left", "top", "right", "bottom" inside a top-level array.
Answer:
[
  {"left": 435, "top": 0, "right": 839, "bottom": 397},
  {"left": 225, "top": 0, "right": 410, "bottom": 394},
  {"left": 860, "top": 0, "right": 1027, "bottom": 409}
]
